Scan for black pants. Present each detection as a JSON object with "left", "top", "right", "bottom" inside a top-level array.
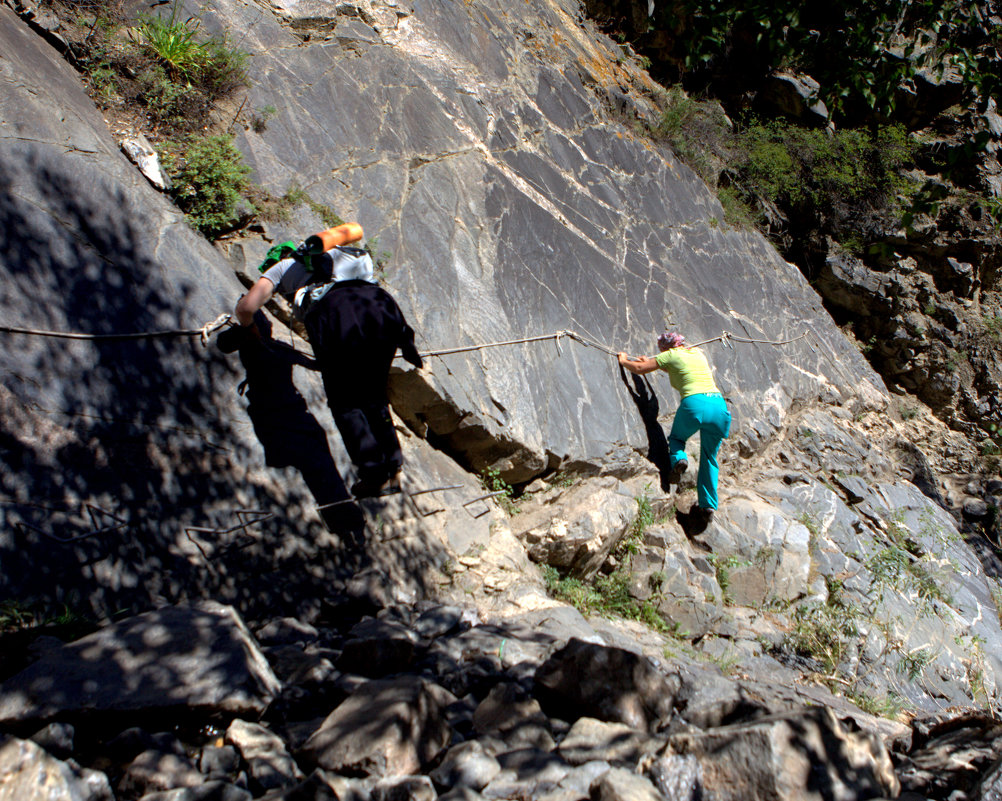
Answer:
[{"left": 331, "top": 403, "right": 402, "bottom": 483}]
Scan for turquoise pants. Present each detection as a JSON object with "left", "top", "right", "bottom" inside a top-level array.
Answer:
[{"left": 668, "top": 393, "right": 731, "bottom": 510}]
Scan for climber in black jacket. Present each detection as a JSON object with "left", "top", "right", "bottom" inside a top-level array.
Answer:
[{"left": 233, "top": 244, "right": 423, "bottom": 498}]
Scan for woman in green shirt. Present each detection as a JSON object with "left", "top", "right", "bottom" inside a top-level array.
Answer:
[{"left": 618, "top": 331, "right": 731, "bottom": 521}]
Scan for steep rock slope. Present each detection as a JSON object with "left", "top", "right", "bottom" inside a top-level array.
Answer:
[
  {"left": 1, "top": 0, "right": 879, "bottom": 610},
  {"left": 0, "top": 1, "right": 479, "bottom": 617},
  {"left": 3, "top": 0, "right": 1002, "bottom": 721},
  {"left": 212, "top": 0, "right": 883, "bottom": 478}
]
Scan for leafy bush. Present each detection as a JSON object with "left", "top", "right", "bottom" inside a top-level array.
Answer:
[
  {"left": 481, "top": 466, "right": 518, "bottom": 515},
  {"left": 734, "top": 121, "right": 915, "bottom": 214},
  {"left": 249, "top": 104, "right": 277, "bottom": 133},
  {"left": 134, "top": 64, "right": 212, "bottom": 132},
  {"left": 136, "top": 2, "right": 247, "bottom": 93},
  {"left": 648, "top": 88, "right": 918, "bottom": 236},
  {"left": 543, "top": 566, "right": 668, "bottom": 631},
  {"left": 653, "top": 87, "right": 732, "bottom": 183},
  {"left": 197, "top": 34, "right": 249, "bottom": 96},
  {"left": 982, "top": 314, "right": 1002, "bottom": 343},
  {"left": 788, "top": 586, "right": 860, "bottom": 677},
  {"left": 162, "top": 134, "right": 253, "bottom": 237}
]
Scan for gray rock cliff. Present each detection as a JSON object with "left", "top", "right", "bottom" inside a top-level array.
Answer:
[{"left": 2, "top": 0, "right": 1002, "bottom": 748}]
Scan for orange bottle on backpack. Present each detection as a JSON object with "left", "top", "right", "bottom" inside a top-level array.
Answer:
[{"left": 305, "top": 222, "right": 364, "bottom": 254}]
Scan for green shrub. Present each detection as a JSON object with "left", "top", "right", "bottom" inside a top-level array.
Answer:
[
  {"left": 162, "top": 134, "right": 253, "bottom": 237},
  {"left": 734, "top": 120, "right": 915, "bottom": 216},
  {"left": 137, "top": 8, "right": 206, "bottom": 82},
  {"left": 717, "top": 184, "right": 756, "bottom": 228},
  {"left": 0, "top": 600, "right": 36, "bottom": 632},
  {"left": 740, "top": 123, "right": 803, "bottom": 205},
  {"left": 652, "top": 87, "right": 732, "bottom": 184},
  {"left": 788, "top": 591, "right": 860, "bottom": 676},
  {"left": 847, "top": 689, "right": 906, "bottom": 718},
  {"left": 648, "top": 90, "right": 917, "bottom": 235},
  {"left": 136, "top": 1, "right": 246, "bottom": 91},
  {"left": 622, "top": 488, "right": 656, "bottom": 552},
  {"left": 136, "top": 64, "right": 212, "bottom": 132},
  {"left": 982, "top": 314, "right": 1002, "bottom": 343},
  {"left": 249, "top": 104, "right": 277, "bottom": 133},
  {"left": 897, "top": 647, "right": 934, "bottom": 681},
  {"left": 639, "top": 0, "right": 995, "bottom": 121},
  {"left": 197, "top": 33, "right": 249, "bottom": 96},
  {"left": 87, "top": 62, "right": 120, "bottom": 103},
  {"left": 544, "top": 565, "right": 669, "bottom": 632},
  {"left": 482, "top": 466, "right": 518, "bottom": 515}
]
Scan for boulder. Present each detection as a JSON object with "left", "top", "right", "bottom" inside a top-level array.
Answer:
[
  {"left": 137, "top": 783, "right": 252, "bottom": 801},
  {"left": 371, "top": 775, "right": 437, "bottom": 801},
  {"left": 28, "top": 722, "right": 75, "bottom": 759},
  {"left": 484, "top": 748, "right": 571, "bottom": 798},
  {"left": 589, "top": 767, "right": 664, "bottom": 801},
  {"left": 254, "top": 619, "right": 321, "bottom": 647},
  {"left": 557, "top": 717, "right": 664, "bottom": 766},
  {"left": 0, "top": 603, "right": 281, "bottom": 726},
  {"left": 336, "top": 617, "right": 418, "bottom": 677},
  {"left": 225, "top": 719, "right": 303, "bottom": 791},
  {"left": 255, "top": 771, "right": 368, "bottom": 801},
  {"left": 756, "top": 71, "right": 830, "bottom": 127},
  {"left": 120, "top": 134, "right": 170, "bottom": 191},
  {"left": 672, "top": 666, "right": 748, "bottom": 730},
  {"left": 472, "top": 682, "right": 555, "bottom": 750},
  {"left": 0, "top": 735, "right": 112, "bottom": 801},
  {"left": 533, "top": 639, "right": 679, "bottom": 731},
  {"left": 429, "top": 741, "right": 501, "bottom": 792},
  {"left": 627, "top": 533, "right": 725, "bottom": 638},
  {"left": 516, "top": 485, "right": 637, "bottom": 579},
  {"left": 299, "top": 676, "right": 452, "bottom": 777},
  {"left": 660, "top": 707, "right": 900, "bottom": 801},
  {"left": 197, "top": 744, "right": 240, "bottom": 780},
  {"left": 697, "top": 497, "right": 813, "bottom": 606},
  {"left": 117, "top": 750, "right": 203, "bottom": 796}
]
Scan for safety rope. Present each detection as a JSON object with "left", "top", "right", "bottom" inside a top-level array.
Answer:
[
  {"left": 0, "top": 315, "right": 808, "bottom": 357},
  {"left": 687, "top": 331, "right": 811, "bottom": 349},
  {"left": 417, "top": 329, "right": 619, "bottom": 359},
  {"left": 0, "top": 314, "right": 232, "bottom": 347}
]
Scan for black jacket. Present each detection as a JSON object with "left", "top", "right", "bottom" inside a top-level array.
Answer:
[{"left": 303, "top": 280, "right": 422, "bottom": 407}]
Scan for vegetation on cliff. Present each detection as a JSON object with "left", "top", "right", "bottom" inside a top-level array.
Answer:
[{"left": 598, "top": 0, "right": 1002, "bottom": 480}]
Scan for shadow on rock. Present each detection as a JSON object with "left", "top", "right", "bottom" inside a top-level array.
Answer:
[
  {"left": 217, "top": 313, "right": 365, "bottom": 545},
  {"left": 620, "top": 367, "right": 673, "bottom": 491}
]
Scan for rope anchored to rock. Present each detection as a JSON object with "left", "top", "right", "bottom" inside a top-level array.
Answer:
[
  {"left": 0, "top": 314, "right": 232, "bottom": 347},
  {"left": 687, "top": 331, "right": 811, "bottom": 349},
  {"left": 416, "top": 330, "right": 619, "bottom": 359},
  {"left": 0, "top": 315, "right": 809, "bottom": 357}
]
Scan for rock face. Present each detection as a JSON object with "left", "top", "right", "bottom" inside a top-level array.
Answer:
[
  {"left": 4, "top": 0, "right": 1002, "bottom": 797},
  {"left": 0, "top": 0, "right": 885, "bottom": 616},
  {"left": 215, "top": 0, "right": 880, "bottom": 476}
]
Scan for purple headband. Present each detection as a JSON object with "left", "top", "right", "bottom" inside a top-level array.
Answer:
[{"left": 657, "top": 331, "right": 686, "bottom": 351}]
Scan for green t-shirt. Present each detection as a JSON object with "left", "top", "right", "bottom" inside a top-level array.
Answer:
[{"left": 654, "top": 347, "right": 719, "bottom": 397}]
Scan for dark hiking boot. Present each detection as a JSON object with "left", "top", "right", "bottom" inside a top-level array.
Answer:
[
  {"left": 352, "top": 470, "right": 402, "bottom": 499},
  {"left": 676, "top": 504, "right": 714, "bottom": 536},
  {"left": 350, "top": 477, "right": 382, "bottom": 499},
  {"left": 668, "top": 459, "right": 689, "bottom": 484}
]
